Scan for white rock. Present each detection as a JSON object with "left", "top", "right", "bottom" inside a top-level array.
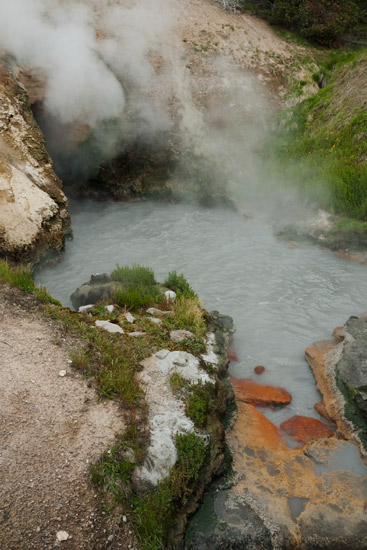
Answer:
[
  {"left": 106, "top": 305, "right": 114, "bottom": 313},
  {"left": 128, "top": 332, "right": 146, "bottom": 338},
  {"left": 149, "top": 317, "right": 162, "bottom": 326},
  {"left": 78, "top": 304, "right": 94, "bottom": 313},
  {"left": 59, "top": 370, "right": 67, "bottom": 377},
  {"left": 165, "top": 290, "right": 176, "bottom": 302},
  {"left": 95, "top": 320, "right": 124, "bottom": 334},
  {"left": 201, "top": 333, "right": 219, "bottom": 366},
  {"left": 56, "top": 531, "right": 69, "bottom": 542},
  {"left": 124, "top": 312, "right": 135, "bottom": 323},
  {"left": 146, "top": 307, "right": 172, "bottom": 319},
  {"left": 135, "top": 350, "right": 214, "bottom": 488},
  {"left": 122, "top": 515, "right": 127, "bottom": 523},
  {"left": 170, "top": 330, "right": 195, "bottom": 343}
]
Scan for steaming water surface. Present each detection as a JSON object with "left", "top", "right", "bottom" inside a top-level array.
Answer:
[{"left": 37, "top": 200, "right": 367, "bottom": 427}]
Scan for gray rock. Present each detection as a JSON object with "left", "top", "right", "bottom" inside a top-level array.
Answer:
[
  {"left": 165, "top": 290, "right": 176, "bottom": 302},
  {"left": 129, "top": 332, "right": 146, "bottom": 338},
  {"left": 95, "top": 320, "right": 124, "bottom": 334},
  {"left": 170, "top": 330, "right": 195, "bottom": 343},
  {"left": 106, "top": 305, "right": 115, "bottom": 313},
  {"left": 146, "top": 308, "right": 173, "bottom": 319},
  {"left": 70, "top": 282, "right": 116, "bottom": 310}
]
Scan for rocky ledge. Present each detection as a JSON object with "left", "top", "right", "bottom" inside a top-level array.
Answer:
[
  {"left": 305, "top": 312, "right": 367, "bottom": 455},
  {"left": 0, "top": 64, "right": 70, "bottom": 266},
  {"left": 275, "top": 209, "right": 367, "bottom": 264},
  {"left": 186, "top": 316, "right": 367, "bottom": 549}
]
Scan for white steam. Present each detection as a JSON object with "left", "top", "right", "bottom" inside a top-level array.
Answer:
[{"left": 0, "top": 0, "right": 178, "bottom": 137}]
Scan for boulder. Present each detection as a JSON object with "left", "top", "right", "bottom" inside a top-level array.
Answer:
[
  {"left": 229, "top": 376, "right": 292, "bottom": 407},
  {"left": 70, "top": 274, "right": 115, "bottom": 309}
]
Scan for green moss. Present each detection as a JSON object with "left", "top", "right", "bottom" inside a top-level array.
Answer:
[{"left": 336, "top": 369, "right": 367, "bottom": 451}]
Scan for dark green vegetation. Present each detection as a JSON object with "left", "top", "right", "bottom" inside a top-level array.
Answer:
[
  {"left": 164, "top": 270, "right": 197, "bottom": 299},
  {"left": 238, "top": 0, "right": 367, "bottom": 46},
  {"left": 111, "top": 264, "right": 161, "bottom": 310},
  {"left": 270, "top": 48, "right": 367, "bottom": 222},
  {"left": 170, "top": 373, "right": 216, "bottom": 429},
  {"left": 0, "top": 261, "right": 228, "bottom": 549},
  {"left": 131, "top": 433, "right": 207, "bottom": 550}
]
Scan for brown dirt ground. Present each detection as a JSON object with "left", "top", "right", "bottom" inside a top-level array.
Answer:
[{"left": 0, "top": 285, "right": 138, "bottom": 550}]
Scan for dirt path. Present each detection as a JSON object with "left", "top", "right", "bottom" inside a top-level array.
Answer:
[{"left": 0, "top": 286, "right": 137, "bottom": 550}]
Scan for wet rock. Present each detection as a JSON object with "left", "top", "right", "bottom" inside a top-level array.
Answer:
[
  {"left": 305, "top": 315, "right": 367, "bottom": 450},
  {"left": 254, "top": 365, "right": 265, "bottom": 375},
  {"left": 95, "top": 320, "right": 124, "bottom": 334},
  {"left": 170, "top": 330, "right": 195, "bottom": 343},
  {"left": 229, "top": 376, "right": 292, "bottom": 407},
  {"left": 280, "top": 415, "right": 334, "bottom": 445},
  {"left": 226, "top": 347, "right": 238, "bottom": 362},
  {"left": 209, "top": 311, "right": 235, "bottom": 334},
  {"left": 314, "top": 400, "right": 335, "bottom": 424}
]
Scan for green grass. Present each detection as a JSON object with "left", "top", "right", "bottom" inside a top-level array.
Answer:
[
  {"left": 269, "top": 49, "right": 367, "bottom": 221},
  {"left": 111, "top": 264, "right": 161, "bottom": 310},
  {"left": 111, "top": 264, "right": 156, "bottom": 286},
  {"left": 0, "top": 260, "right": 61, "bottom": 304},
  {"left": 163, "top": 297, "right": 206, "bottom": 336},
  {"left": 170, "top": 374, "right": 215, "bottom": 429}
]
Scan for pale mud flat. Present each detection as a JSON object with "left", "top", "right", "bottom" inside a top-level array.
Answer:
[{"left": 0, "top": 285, "right": 137, "bottom": 550}]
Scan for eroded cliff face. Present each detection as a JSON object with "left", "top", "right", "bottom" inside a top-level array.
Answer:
[{"left": 0, "top": 64, "right": 70, "bottom": 266}]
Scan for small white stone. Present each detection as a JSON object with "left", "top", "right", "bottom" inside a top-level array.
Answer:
[
  {"left": 78, "top": 304, "right": 94, "bottom": 313},
  {"left": 122, "top": 515, "right": 127, "bottom": 523},
  {"left": 124, "top": 312, "right": 135, "bottom": 323},
  {"left": 149, "top": 317, "right": 162, "bottom": 326},
  {"left": 107, "top": 534, "right": 114, "bottom": 542},
  {"left": 128, "top": 332, "right": 146, "bottom": 338},
  {"left": 59, "top": 370, "right": 67, "bottom": 377},
  {"left": 165, "top": 290, "right": 176, "bottom": 302},
  {"left": 106, "top": 305, "right": 114, "bottom": 313},
  {"left": 67, "top": 360, "right": 72, "bottom": 364},
  {"left": 56, "top": 531, "right": 69, "bottom": 542}
]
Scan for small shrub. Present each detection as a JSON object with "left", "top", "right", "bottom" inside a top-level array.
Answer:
[
  {"left": 164, "top": 297, "right": 206, "bottom": 336},
  {"left": 185, "top": 383, "right": 213, "bottom": 428},
  {"left": 114, "top": 285, "right": 160, "bottom": 310},
  {"left": 111, "top": 264, "right": 156, "bottom": 287},
  {"left": 164, "top": 271, "right": 197, "bottom": 299}
]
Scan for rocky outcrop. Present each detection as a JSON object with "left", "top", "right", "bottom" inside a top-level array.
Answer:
[
  {"left": 306, "top": 312, "right": 367, "bottom": 454},
  {"left": 276, "top": 209, "right": 367, "bottom": 262},
  {"left": 70, "top": 273, "right": 116, "bottom": 309},
  {"left": 0, "top": 64, "right": 70, "bottom": 266},
  {"left": 187, "top": 314, "right": 367, "bottom": 549}
]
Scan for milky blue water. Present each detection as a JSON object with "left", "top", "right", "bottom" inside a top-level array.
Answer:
[{"left": 36, "top": 200, "right": 367, "bottom": 427}]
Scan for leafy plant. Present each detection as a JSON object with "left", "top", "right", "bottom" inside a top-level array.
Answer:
[
  {"left": 163, "top": 297, "right": 206, "bottom": 336},
  {"left": 164, "top": 271, "right": 197, "bottom": 299},
  {"left": 111, "top": 264, "right": 156, "bottom": 286}
]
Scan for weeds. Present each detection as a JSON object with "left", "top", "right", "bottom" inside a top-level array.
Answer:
[
  {"left": 164, "top": 297, "right": 206, "bottom": 336},
  {"left": 111, "top": 264, "right": 161, "bottom": 310},
  {"left": 170, "top": 374, "right": 215, "bottom": 429},
  {"left": 164, "top": 271, "right": 197, "bottom": 299}
]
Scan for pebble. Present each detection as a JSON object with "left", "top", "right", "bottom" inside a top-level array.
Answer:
[
  {"left": 122, "top": 515, "right": 127, "bottom": 523},
  {"left": 78, "top": 304, "right": 94, "bottom": 313},
  {"left": 106, "top": 305, "right": 114, "bottom": 313},
  {"left": 56, "top": 531, "right": 69, "bottom": 542},
  {"left": 58, "top": 370, "right": 67, "bottom": 377},
  {"left": 95, "top": 320, "right": 124, "bottom": 334},
  {"left": 149, "top": 317, "right": 162, "bottom": 326}
]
